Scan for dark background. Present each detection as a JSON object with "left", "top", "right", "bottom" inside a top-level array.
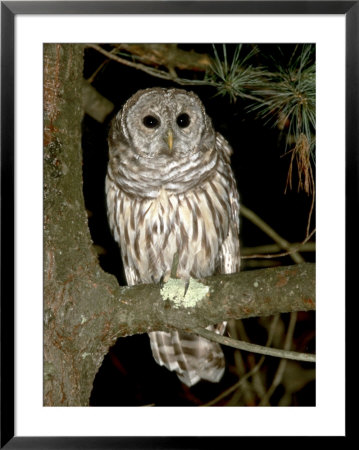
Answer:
[{"left": 81, "top": 44, "right": 315, "bottom": 406}]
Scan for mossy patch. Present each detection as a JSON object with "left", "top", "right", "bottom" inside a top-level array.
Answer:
[{"left": 160, "top": 277, "right": 209, "bottom": 309}]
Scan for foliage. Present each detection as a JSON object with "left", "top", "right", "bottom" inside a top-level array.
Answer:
[
  {"left": 206, "top": 44, "right": 264, "bottom": 102},
  {"left": 249, "top": 44, "right": 316, "bottom": 194},
  {"left": 209, "top": 44, "right": 316, "bottom": 194}
]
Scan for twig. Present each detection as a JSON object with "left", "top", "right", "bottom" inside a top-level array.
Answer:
[
  {"left": 227, "top": 320, "right": 257, "bottom": 405},
  {"left": 87, "top": 44, "right": 209, "bottom": 87},
  {"left": 241, "top": 228, "right": 316, "bottom": 261},
  {"left": 240, "top": 204, "right": 305, "bottom": 264},
  {"left": 259, "top": 312, "right": 299, "bottom": 405},
  {"left": 241, "top": 242, "right": 315, "bottom": 256},
  {"left": 306, "top": 185, "right": 316, "bottom": 239},
  {"left": 87, "top": 57, "right": 111, "bottom": 84},
  {"left": 228, "top": 316, "right": 279, "bottom": 405},
  {"left": 202, "top": 355, "right": 265, "bottom": 407},
  {"left": 235, "top": 317, "right": 279, "bottom": 401},
  {"left": 190, "top": 326, "right": 315, "bottom": 363},
  {"left": 114, "top": 43, "right": 212, "bottom": 72},
  {"left": 202, "top": 315, "right": 280, "bottom": 406}
]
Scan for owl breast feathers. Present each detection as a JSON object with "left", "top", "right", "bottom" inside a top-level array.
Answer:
[{"left": 106, "top": 88, "right": 240, "bottom": 387}]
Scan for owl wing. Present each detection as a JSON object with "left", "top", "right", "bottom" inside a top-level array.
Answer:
[
  {"left": 215, "top": 132, "right": 241, "bottom": 275},
  {"left": 196, "top": 133, "right": 240, "bottom": 382},
  {"left": 106, "top": 173, "right": 143, "bottom": 286}
]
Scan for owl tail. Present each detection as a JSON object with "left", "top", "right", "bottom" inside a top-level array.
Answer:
[{"left": 148, "top": 324, "right": 226, "bottom": 387}]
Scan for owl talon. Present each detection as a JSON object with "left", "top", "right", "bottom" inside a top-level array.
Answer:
[{"left": 183, "top": 279, "right": 190, "bottom": 297}]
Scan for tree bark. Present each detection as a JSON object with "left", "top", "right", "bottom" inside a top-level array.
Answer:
[
  {"left": 43, "top": 44, "right": 315, "bottom": 406},
  {"left": 44, "top": 43, "right": 122, "bottom": 406}
]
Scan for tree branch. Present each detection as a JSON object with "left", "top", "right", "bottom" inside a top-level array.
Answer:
[
  {"left": 113, "top": 44, "right": 212, "bottom": 72},
  {"left": 190, "top": 325, "right": 315, "bottom": 363},
  {"left": 82, "top": 79, "right": 114, "bottom": 122},
  {"left": 102, "top": 262, "right": 315, "bottom": 340},
  {"left": 87, "top": 43, "right": 213, "bottom": 87}
]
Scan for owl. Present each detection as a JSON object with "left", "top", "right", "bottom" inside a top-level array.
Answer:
[{"left": 106, "top": 88, "right": 240, "bottom": 387}]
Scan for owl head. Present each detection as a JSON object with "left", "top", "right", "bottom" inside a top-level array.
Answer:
[{"left": 109, "top": 88, "right": 216, "bottom": 161}]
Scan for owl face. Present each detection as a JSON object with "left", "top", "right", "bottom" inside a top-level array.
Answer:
[{"left": 120, "top": 88, "right": 215, "bottom": 160}]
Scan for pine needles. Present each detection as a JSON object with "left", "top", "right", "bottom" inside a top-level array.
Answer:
[
  {"left": 207, "top": 44, "right": 264, "bottom": 102},
  {"left": 206, "top": 44, "right": 315, "bottom": 194},
  {"left": 248, "top": 44, "right": 316, "bottom": 194}
]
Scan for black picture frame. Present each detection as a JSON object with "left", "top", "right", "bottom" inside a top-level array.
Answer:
[{"left": 1, "top": 1, "right": 356, "bottom": 447}]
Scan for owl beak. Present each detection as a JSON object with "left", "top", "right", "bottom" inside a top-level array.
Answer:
[{"left": 167, "top": 129, "right": 173, "bottom": 152}]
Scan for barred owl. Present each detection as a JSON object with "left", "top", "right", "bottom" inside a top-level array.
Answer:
[{"left": 106, "top": 88, "right": 240, "bottom": 387}]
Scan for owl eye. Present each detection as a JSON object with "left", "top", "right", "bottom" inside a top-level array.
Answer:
[
  {"left": 143, "top": 115, "right": 160, "bottom": 128},
  {"left": 176, "top": 113, "right": 191, "bottom": 128}
]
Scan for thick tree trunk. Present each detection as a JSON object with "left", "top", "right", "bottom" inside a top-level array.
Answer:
[
  {"left": 43, "top": 43, "right": 122, "bottom": 406},
  {"left": 43, "top": 44, "right": 315, "bottom": 406}
]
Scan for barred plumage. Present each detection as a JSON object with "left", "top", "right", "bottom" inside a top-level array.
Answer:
[{"left": 106, "top": 88, "right": 240, "bottom": 387}]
